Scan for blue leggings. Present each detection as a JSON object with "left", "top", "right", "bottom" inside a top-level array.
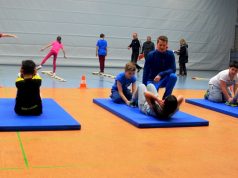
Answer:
[
  {"left": 110, "top": 89, "right": 132, "bottom": 103},
  {"left": 147, "top": 73, "right": 177, "bottom": 99}
]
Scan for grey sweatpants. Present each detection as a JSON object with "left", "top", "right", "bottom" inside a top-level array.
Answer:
[
  {"left": 132, "top": 84, "right": 158, "bottom": 114},
  {"left": 207, "top": 84, "right": 232, "bottom": 102}
]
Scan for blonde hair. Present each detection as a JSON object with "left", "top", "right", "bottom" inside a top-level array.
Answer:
[
  {"left": 125, "top": 62, "right": 136, "bottom": 72},
  {"left": 180, "top": 39, "right": 187, "bottom": 46}
]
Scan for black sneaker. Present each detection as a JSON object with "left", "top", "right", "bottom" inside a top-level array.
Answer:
[
  {"left": 129, "top": 101, "right": 138, "bottom": 107},
  {"left": 225, "top": 102, "right": 238, "bottom": 107}
]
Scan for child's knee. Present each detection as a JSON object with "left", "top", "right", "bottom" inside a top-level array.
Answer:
[
  {"left": 138, "top": 84, "right": 147, "bottom": 94},
  {"left": 147, "top": 83, "right": 156, "bottom": 90},
  {"left": 208, "top": 94, "right": 223, "bottom": 103},
  {"left": 138, "top": 84, "right": 147, "bottom": 91},
  {"left": 111, "top": 93, "right": 123, "bottom": 103},
  {"left": 147, "top": 83, "right": 158, "bottom": 94},
  {"left": 111, "top": 97, "right": 123, "bottom": 103},
  {"left": 139, "top": 83, "right": 146, "bottom": 88}
]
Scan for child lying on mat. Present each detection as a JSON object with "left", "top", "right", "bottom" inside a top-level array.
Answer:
[
  {"left": 15, "top": 60, "right": 42, "bottom": 116},
  {"left": 110, "top": 62, "right": 136, "bottom": 105},
  {"left": 205, "top": 61, "right": 238, "bottom": 106},
  {"left": 131, "top": 84, "right": 183, "bottom": 119}
]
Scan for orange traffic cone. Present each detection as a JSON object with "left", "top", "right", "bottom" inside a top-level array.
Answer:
[{"left": 79, "top": 75, "right": 87, "bottom": 89}]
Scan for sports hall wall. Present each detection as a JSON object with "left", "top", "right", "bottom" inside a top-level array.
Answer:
[{"left": 0, "top": 0, "right": 237, "bottom": 70}]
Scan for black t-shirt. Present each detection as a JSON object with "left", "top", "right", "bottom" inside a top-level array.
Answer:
[
  {"left": 178, "top": 44, "right": 188, "bottom": 63},
  {"left": 142, "top": 41, "right": 155, "bottom": 58},
  {"left": 15, "top": 75, "right": 42, "bottom": 115},
  {"left": 129, "top": 39, "right": 141, "bottom": 53}
]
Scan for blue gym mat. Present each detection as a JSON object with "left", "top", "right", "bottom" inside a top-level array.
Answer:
[
  {"left": 93, "top": 98, "right": 209, "bottom": 128},
  {"left": 0, "top": 98, "right": 81, "bottom": 131},
  {"left": 186, "top": 98, "right": 238, "bottom": 118}
]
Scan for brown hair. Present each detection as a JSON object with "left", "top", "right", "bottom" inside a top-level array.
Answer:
[
  {"left": 21, "top": 60, "right": 36, "bottom": 75},
  {"left": 125, "top": 62, "right": 136, "bottom": 72},
  {"left": 157, "top": 36, "right": 168, "bottom": 44}
]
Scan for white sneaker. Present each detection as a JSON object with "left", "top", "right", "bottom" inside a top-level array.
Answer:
[
  {"left": 51, "top": 73, "right": 56, "bottom": 78},
  {"left": 36, "top": 65, "right": 42, "bottom": 70}
]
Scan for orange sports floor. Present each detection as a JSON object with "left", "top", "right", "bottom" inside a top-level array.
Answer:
[{"left": 0, "top": 87, "right": 238, "bottom": 178}]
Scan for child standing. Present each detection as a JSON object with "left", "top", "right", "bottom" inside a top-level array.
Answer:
[
  {"left": 175, "top": 39, "right": 188, "bottom": 76},
  {"left": 37, "top": 36, "right": 67, "bottom": 77},
  {"left": 205, "top": 61, "right": 238, "bottom": 104},
  {"left": 131, "top": 84, "right": 183, "bottom": 119},
  {"left": 15, "top": 60, "right": 42, "bottom": 116},
  {"left": 110, "top": 62, "right": 136, "bottom": 105},
  {"left": 128, "top": 33, "right": 142, "bottom": 72},
  {"left": 96, "top": 33, "right": 107, "bottom": 73}
]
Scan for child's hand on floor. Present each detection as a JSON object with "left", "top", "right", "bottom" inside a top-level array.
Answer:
[
  {"left": 129, "top": 100, "right": 137, "bottom": 108},
  {"left": 228, "top": 97, "right": 234, "bottom": 103},
  {"left": 126, "top": 100, "right": 130, "bottom": 106}
]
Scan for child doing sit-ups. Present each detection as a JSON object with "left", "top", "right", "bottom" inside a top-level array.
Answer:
[{"left": 131, "top": 84, "right": 183, "bottom": 119}]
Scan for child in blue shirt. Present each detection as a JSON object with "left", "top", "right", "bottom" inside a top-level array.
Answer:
[
  {"left": 111, "top": 62, "right": 136, "bottom": 105},
  {"left": 96, "top": 33, "right": 107, "bottom": 73}
]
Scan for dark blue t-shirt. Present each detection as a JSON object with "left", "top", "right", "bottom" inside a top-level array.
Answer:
[
  {"left": 96, "top": 39, "right": 107, "bottom": 56},
  {"left": 112, "top": 72, "right": 136, "bottom": 91},
  {"left": 142, "top": 50, "right": 176, "bottom": 85}
]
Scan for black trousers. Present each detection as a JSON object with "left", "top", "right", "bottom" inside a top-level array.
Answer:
[
  {"left": 131, "top": 52, "right": 141, "bottom": 70},
  {"left": 179, "top": 63, "right": 187, "bottom": 75}
]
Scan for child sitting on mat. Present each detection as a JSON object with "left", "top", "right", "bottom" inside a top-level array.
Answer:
[
  {"left": 110, "top": 62, "right": 136, "bottom": 105},
  {"left": 15, "top": 60, "right": 42, "bottom": 116},
  {"left": 131, "top": 84, "right": 183, "bottom": 119},
  {"left": 205, "top": 61, "right": 238, "bottom": 105}
]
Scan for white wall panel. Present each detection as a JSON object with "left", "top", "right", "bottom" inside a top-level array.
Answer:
[{"left": 0, "top": 0, "right": 237, "bottom": 69}]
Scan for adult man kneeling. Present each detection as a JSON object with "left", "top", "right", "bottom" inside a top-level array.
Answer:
[{"left": 143, "top": 36, "right": 177, "bottom": 99}]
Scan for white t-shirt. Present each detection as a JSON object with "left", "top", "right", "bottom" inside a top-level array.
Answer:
[{"left": 209, "top": 69, "right": 238, "bottom": 89}]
